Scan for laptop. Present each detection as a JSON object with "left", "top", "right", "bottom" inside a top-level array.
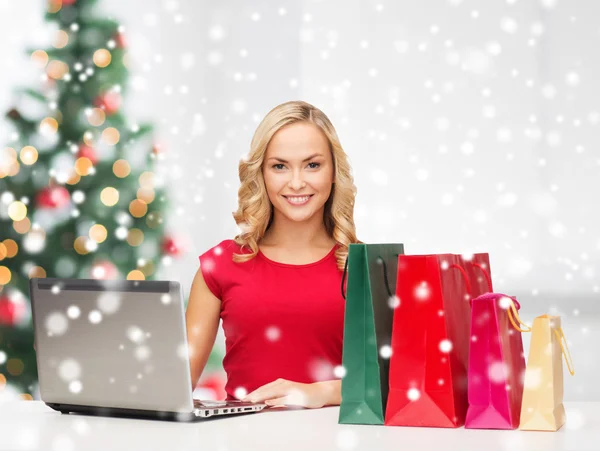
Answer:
[{"left": 29, "top": 277, "right": 267, "bottom": 421}]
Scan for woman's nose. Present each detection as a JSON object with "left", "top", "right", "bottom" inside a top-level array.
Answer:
[{"left": 288, "top": 171, "right": 306, "bottom": 189}]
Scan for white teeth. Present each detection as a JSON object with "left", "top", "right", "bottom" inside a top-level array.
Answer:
[{"left": 286, "top": 196, "right": 310, "bottom": 203}]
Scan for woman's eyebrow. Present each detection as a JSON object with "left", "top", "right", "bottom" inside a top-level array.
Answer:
[{"left": 268, "top": 153, "right": 323, "bottom": 163}]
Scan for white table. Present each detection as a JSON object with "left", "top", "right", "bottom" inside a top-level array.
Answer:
[{"left": 0, "top": 401, "right": 597, "bottom": 451}]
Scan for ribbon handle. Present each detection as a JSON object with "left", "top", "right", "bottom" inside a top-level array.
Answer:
[
  {"left": 506, "top": 299, "right": 532, "bottom": 333},
  {"left": 341, "top": 253, "right": 398, "bottom": 300},
  {"left": 553, "top": 327, "right": 575, "bottom": 376},
  {"left": 472, "top": 262, "right": 493, "bottom": 293},
  {"left": 341, "top": 256, "right": 349, "bottom": 299},
  {"left": 449, "top": 263, "right": 472, "bottom": 298}
]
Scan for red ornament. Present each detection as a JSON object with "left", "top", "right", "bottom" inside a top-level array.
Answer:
[
  {"left": 90, "top": 261, "right": 118, "bottom": 280},
  {"left": 162, "top": 237, "right": 182, "bottom": 256},
  {"left": 115, "top": 32, "right": 127, "bottom": 49},
  {"left": 77, "top": 144, "right": 98, "bottom": 165},
  {"left": 94, "top": 92, "right": 122, "bottom": 115},
  {"left": 0, "top": 295, "right": 26, "bottom": 326},
  {"left": 152, "top": 142, "right": 163, "bottom": 155},
  {"left": 36, "top": 186, "right": 70, "bottom": 209}
]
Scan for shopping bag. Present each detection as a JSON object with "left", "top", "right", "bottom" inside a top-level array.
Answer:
[
  {"left": 385, "top": 253, "right": 492, "bottom": 427},
  {"left": 465, "top": 293, "right": 527, "bottom": 429},
  {"left": 519, "top": 315, "right": 574, "bottom": 431},
  {"left": 338, "top": 243, "right": 405, "bottom": 425}
]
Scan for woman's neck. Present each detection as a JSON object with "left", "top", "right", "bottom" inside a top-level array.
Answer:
[{"left": 260, "top": 214, "right": 333, "bottom": 250}]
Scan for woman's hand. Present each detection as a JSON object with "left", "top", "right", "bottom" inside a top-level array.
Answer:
[{"left": 241, "top": 378, "right": 341, "bottom": 409}]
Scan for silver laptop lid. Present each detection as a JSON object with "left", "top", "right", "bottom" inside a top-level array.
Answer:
[{"left": 30, "top": 278, "right": 194, "bottom": 413}]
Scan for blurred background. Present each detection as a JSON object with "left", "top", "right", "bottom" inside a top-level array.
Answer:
[{"left": 0, "top": 0, "right": 598, "bottom": 402}]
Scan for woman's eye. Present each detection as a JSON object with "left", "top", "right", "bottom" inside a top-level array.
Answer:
[{"left": 272, "top": 162, "right": 320, "bottom": 170}]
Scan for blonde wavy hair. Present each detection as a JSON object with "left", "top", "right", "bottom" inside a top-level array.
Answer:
[{"left": 231, "top": 100, "right": 360, "bottom": 271}]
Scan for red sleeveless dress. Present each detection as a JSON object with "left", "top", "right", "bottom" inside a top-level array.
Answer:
[{"left": 199, "top": 239, "right": 345, "bottom": 400}]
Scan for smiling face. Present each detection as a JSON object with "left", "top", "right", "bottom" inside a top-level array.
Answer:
[{"left": 262, "top": 121, "right": 335, "bottom": 224}]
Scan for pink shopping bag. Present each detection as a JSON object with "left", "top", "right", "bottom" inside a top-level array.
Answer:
[{"left": 465, "top": 293, "right": 527, "bottom": 429}]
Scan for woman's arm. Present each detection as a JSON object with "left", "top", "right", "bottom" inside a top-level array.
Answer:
[
  {"left": 185, "top": 267, "right": 222, "bottom": 390},
  {"left": 316, "top": 379, "right": 342, "bottom": 406}
]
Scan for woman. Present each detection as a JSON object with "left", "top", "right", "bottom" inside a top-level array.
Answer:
[{"left": 185, "top": 100, "right": 360, "bottom": 409}]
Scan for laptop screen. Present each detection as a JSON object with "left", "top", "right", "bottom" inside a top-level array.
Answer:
[{"left": 30, "top": 278, "right": 194, "bottom": 413}]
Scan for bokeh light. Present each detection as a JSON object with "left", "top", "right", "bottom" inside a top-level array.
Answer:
[
  {"left": 75, "top": 157, "right": 93, "bottom": 176},
  {"left": 89, "top": 224, "right": 108, "bottom": 243},
  {"left": 100, "top": 187, "right": 119, "bottom": 206},
  {"left": 127, "top": 228, "right": 144, "bottom": 247},
  {"left": 8, "top": 201, "right": 27, "bottom": 221},
  {"left": 113, "top": 159, "right": 130, "bottom": 178},
  {"left": 19, "top": 146, "right": 38, "bottom": 165},
  {"left": 127, "top": 270, "right": 145, "bottom": 280},
  {"left": 101, "top": 127, "right": 120, "bottom": 145},
  {"left": 129, "top": 199, "right": 147, "bottom": 218},
  {"left": 93, "top": 49, "right": 112, "bottom": 68}
]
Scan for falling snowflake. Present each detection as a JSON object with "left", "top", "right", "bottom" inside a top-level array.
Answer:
[
  {"left": 45, "top": 312, "right": 68, "bottom": 335},
  {"left": 414, "top": 282, "right": 431, "bottom": 301},
  {"left": 126, "top": 325, "right": 145, "bottom": 344},
  {"left": 97, "top": 292, "right": 121, "bottom": 314},
  {"left": 160, "top": 294, "right": 171, "bottom": 305},
  {"left": 439, "top": 339, "right": 453, "bottom": 353},
  {"left": 234, "top": 387, "right": 247, "bottom": 400},
  {"left": 523, "top": 367, "right": 542, "bottom": 390},
  {"left": 407, "top": 388, "right": 421, "bottom": 401},
  {"left": 387, "top": 295, "right": 400, "bottom": 309},
  {"left": 498, "top": 296, "right": 513, "bottom": 310},
  {"left": 309, "top": 359, "right": 335, "bottom": 382},
  {"left": 135, "top": 346, "right": 151, "bottom": 361},
  {"left": 176, "top": 343, "right": 188, "bottom": 360},
  {"left": 379, "top": 345, "right": 392, "bottom": 359},
  {"left": 334, "top": 365, "right": 347, "bottom": 378},
  {"left": 69, "top": 380, "right": 82, "bottom": 394},
  {"left": 58, "top": 359, "right": 81, "bottom": 382},
  {"left": 488, "top": 361, "right": 509, "bottom": 384},
  {"left": 265, "top": 326, "right": 281, "bottom": 342},
  {"left": 66, "top": 305, "right": 80, "bottom": 319},
  {"left": 88, "top": 310, "right": 102, "bottom": 324}
]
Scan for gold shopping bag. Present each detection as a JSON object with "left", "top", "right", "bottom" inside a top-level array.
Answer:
[{"left": 518, "top": 314, "right": 575, "bottom": 432}]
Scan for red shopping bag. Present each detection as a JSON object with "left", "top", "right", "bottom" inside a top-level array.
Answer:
[{"left": 384, "top": 253, "right": 493, "bottom": 428}]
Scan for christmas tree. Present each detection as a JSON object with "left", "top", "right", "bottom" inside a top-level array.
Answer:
[{"left": 0, "top": 0, "right": 184, "bottom": 398}]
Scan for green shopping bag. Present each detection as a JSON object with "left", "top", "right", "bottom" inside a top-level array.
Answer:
[{"left": 338, "top": 243, "right": 405, "bottom": 425}]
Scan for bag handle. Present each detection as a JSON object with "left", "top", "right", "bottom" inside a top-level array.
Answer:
[
  {"left": 506, "top": 298, "right": 532, "bottom": 333},
  {"left": 553, "top": 327, "right": 575, "bottom": 376},
  {"left": 465, "top": 262, "right": 493, "bottom": 307},
  {"left": 449, "top": 263, "right": 472, "bottom": 298},
  {"left": 341, "top": 256, "right": 349, "bottom": 299},
  {"left": 472, "top": 262, "right": 493, "bottom": 293},
  {"left": 341, "top": 253, "right": 399, "bottom": 300},
  {"left": 506, "top": 304, "right": 575, "bottom": 376},
  {"left": 376, "top": 256, "right": 394, "bottom": 298}
]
